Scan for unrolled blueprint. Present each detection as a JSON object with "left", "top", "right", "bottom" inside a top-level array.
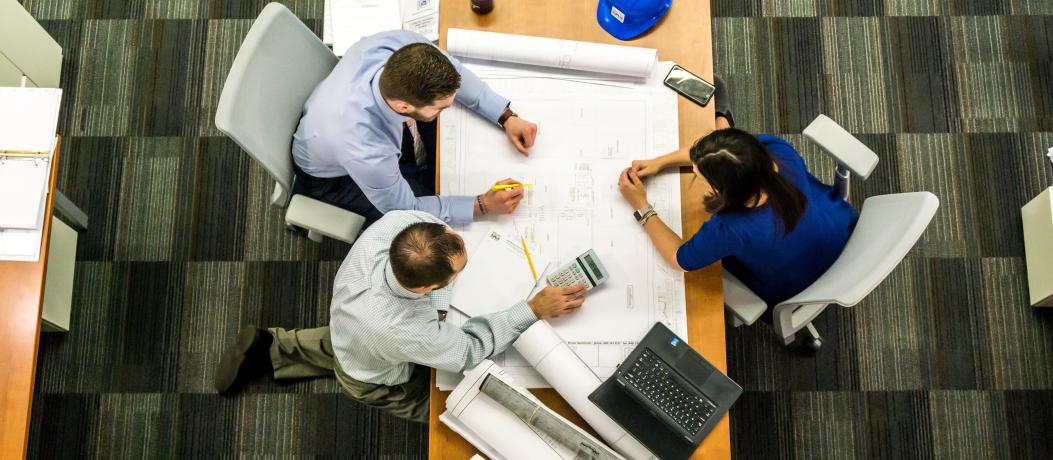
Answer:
[{"left": 437, "top": 51, "right": 687, "bottom": 389}]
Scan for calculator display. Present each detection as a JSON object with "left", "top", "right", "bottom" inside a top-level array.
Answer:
[
  {"left": 583, "top": 255, "right": 602, "bottom": 277},
  {"left": 546, "top": 249, "right": 609, "bottom": 291}
]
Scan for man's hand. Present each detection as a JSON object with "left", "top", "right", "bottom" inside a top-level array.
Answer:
[
  {"left": 477, "top": 178, "right": 526, "bottom": 216},
  {"left": 618, "top": 167, "right": 649, "bottom": 210},
  {"left": 504, "top": 116, "right": 538, "bottom": 156},
  {"left": 528, "top": 284, "right": 587, "bottom": 319}
]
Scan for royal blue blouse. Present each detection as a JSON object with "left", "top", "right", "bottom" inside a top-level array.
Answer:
[{"left": 675, "top": 135, "right": 858, "bottom": 315}]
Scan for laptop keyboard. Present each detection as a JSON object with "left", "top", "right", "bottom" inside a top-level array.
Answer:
[{"left": 620, "top": 349, "right": 718, "bottom": 436}]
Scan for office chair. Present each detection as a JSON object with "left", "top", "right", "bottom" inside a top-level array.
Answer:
[
  {"left": 215, "top": 3, "right": 365, "bottom": 244},
  {"left": 722, "top": 115, "right": 939, "bottom": 350}
]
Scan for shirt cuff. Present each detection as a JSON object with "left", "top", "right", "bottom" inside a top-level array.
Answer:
[
  {"left": 449, "top": 195, "right": 475, "bottom": 225},
  {"left": 480, "top": 95, "right": 511, "bottom": 125},
  {"left": 507, "top": 300, "right": 538, "bottom": 333}
]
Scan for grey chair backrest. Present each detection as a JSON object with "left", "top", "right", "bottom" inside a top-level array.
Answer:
[
  {"left": 772, "top": 192, "right": 939, "bottom": 339},
  {"left": 214, "top": 2, "right": 337, "bottom": 207}
]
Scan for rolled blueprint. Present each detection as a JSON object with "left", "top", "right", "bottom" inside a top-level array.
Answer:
[
  {"left": 443, "top": 360, "right": 625, "bottom": 460},
  {"left": 479, "top": 376, "right": 621, "bottom": 460},
  {"left": 447, "top": 29, "right": 657, "bottom": 78},
  {"left": 514, "top": 321, "right": 655, "bottom": 460}
]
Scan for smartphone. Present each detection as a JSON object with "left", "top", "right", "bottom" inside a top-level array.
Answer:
[{"left": 664, "top": 64, "right": 716, "bottom": 107}]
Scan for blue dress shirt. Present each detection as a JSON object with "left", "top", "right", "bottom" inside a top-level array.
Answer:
[
  {"left": 292, "top": 30, "right": 510, "bottom": 225},
  {"left": 676, "top": 135, "right": 859, "bottom": 311}
]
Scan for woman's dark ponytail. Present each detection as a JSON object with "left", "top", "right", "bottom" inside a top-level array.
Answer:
[{"left": 689, "top": 129, "right": 807, "bottom": 236}]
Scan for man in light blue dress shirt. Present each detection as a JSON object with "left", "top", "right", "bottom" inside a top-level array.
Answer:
[
  {"left": 214, "top": 211, "right": 586, "bottom": 422},
  {"left": 291, "top": 30, "right": 539, "bottom": 227}
]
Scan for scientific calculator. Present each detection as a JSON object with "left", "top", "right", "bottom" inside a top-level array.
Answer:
[{"left": 546, "top": 249, "right": 610, "bottom": 290}]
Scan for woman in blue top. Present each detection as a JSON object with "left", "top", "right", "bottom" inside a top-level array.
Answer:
[{"left": 617, "top": 100, "right": 858, "bottom": 327}]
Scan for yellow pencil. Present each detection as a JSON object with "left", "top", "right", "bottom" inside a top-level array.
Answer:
[
  {"left": 491, "top": 183, "right": 534, "bottom": 191},
  {"left": 521, "top": 238, "right": 538, "bottom": 280}
]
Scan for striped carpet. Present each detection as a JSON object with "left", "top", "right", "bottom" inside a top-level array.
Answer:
[{"left": 18, "top": 0, "right": 1053, "bottom": 458}]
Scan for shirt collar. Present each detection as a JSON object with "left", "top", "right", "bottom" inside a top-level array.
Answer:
[
  {"left": 372, "top": 67, "right": 410, "bottom": 127},
  {"left": 384, "top": 262, "right": 424, "bottom": 300}
]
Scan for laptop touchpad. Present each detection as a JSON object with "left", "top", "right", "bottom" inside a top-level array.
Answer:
[{"left": 676, "top": 353, "right": 715, "bottom": 384}]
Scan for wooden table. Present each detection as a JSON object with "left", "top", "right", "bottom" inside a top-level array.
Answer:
[
  {"left": 0, "top": 137, "right": 61, "bottom": 460},
  {"left": 430, "top": 2, "right": 728, "bottom": 459}
]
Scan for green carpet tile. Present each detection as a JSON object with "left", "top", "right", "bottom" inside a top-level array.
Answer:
[{"left": 16, "top": 0, "right": 1053, "bottom": 457}]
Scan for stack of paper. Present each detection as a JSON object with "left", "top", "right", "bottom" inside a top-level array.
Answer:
[
  {"left": 323, "top": 0, "right": 440, "bottom": 57},
  {"left": 0, "top": 87, "right": 62, "bottom": 262},
  {"left": 449, "top": 228, "right": 547, "bottom": 317}
]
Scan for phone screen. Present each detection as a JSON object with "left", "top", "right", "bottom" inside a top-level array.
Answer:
[{"left": 664, "top": 65, "right": 716, "bottom": 106}]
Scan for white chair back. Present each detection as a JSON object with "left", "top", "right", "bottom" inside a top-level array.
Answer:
[
  {"left": 772, "top": 192, "right": 940, "bottom": 343},
  {"left": 214, "top": 3, "right": 337, "bottom": 207}
]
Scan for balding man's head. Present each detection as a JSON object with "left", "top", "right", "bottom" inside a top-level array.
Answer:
[{"left": 389, "top": 222, "right": 467, "bottom": 290}]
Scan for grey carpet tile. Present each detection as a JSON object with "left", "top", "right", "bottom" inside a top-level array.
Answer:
[
  {"left": 188, "top": 136, "right": 250, "bottom": 261},
  {"left": 853, "top": 258, "right": 934, "bottom": 391},
  {"left": 790, "top": 391, "right": 871, "bottom": 459},
  {"left": 928, "top": 390, "right": 1011, "bottom": 459},
  {"left": 1002, "top": 391, "right": 1053, "bottom": 459},
  {"left": 981, "top": 258, "right": 1053, "bottom": 390},
  {"left": 56, "top": 136, "right": 127, "bottom": 261},
  {"left": 113, "top": 137, "right": 193, "bottom": 261}
]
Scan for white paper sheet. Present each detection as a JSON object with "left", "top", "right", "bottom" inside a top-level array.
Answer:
[
  {"left": 447, "top": 29, "right": 657, "bottom": 78},
  {"left": 0, "top": 87, "right": 62, "bottom": 154},
  {"left": 438, "top": 59, "right": 687, "bottom": 388},
  {"left": 400, "top": 0, "right": 439, "bottom": 41},
  {"left": 327, "top": 0, "right": 402, "bottom": 56},
  {"left": 324, "top": 0, "right": 439, "bottom": 55},
  {"left": 0, "top": 155, "right": 50, "bottom": 229},
  {"left": 450, "top": 228, "right": 546, "bottom": 317}
]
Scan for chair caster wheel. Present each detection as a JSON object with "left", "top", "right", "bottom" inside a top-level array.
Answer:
[{"left": 806, "top": 337, "right": 822, "bottom": 351}]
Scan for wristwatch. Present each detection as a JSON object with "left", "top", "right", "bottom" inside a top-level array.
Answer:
[
  {"left": 633, "top": 204, "right": 655, "bottom": 223},
  {"left": 498, "top": 105, "right": 518, "bottom": 128}
]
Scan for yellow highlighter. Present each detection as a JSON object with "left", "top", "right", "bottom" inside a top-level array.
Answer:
[
  {"left": 521, "top": 238, "right": 538, "bottom": 280},
  {"left": 491, "top": 183, "right": 534, "bottom": 191}
]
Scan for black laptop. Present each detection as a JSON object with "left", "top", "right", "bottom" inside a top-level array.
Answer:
[{"left": 588, "top": 322, "right": 742, "bottom": 460}]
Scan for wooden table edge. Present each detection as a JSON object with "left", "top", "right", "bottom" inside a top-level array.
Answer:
[{"left": 0, "top": 136, "right": 61, "bottom": 460}]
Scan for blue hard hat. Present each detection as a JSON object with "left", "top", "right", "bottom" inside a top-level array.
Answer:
[{"left": 597, "top": 0, "right": 673, "bottom": 41}]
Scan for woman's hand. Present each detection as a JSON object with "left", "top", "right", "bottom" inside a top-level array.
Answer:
[
  {"left": 618, "top": 168, "right": 649, "bottom": 210},
  {"left": 629, "top": 158, "right": 663, "bottom": 178}
]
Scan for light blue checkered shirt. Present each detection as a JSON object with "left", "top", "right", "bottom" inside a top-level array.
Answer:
[{"left": 329, "top": 210, "right": 538, "bottom": 385}]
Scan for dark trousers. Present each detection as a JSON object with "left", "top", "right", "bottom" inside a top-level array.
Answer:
[{"left": 292, "top": 120, "right": 438, "bottom": 228}]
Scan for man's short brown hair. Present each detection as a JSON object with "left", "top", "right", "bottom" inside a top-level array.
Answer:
[
  {"left": 389, "top": 222, "right": 466, "bottom": 289},
  {"left": 379, "top": 43, "right": 461, "bottom": 107}
]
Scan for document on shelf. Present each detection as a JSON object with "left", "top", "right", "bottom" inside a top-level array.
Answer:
[
  {"left": 0, "top": 153, "right": 51, "bottom": 229},
  {"left": 0, "top": 141, "right": 54, "bottom": 262},
  {"left": 0, "top": 87, "right": 62, "bottom": 154}
]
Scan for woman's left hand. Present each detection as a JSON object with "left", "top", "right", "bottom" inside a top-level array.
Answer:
[{"left": 618, "top": 168, "right": 649, "bottom": 210}]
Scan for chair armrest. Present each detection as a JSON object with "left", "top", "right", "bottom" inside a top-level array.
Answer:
[
  {"left": 284, "top": 195, "right": 365, "bottom": 244},
  {"left": 803, "top": 114, "right": 879, "bottom": 180},
  {"left": 723, "top": 270, "right": 767, "bottom": 326}
]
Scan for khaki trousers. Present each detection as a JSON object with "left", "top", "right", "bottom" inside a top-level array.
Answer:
[{"left": 268, "top": 326, "right": 431, "bottom": 423}]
